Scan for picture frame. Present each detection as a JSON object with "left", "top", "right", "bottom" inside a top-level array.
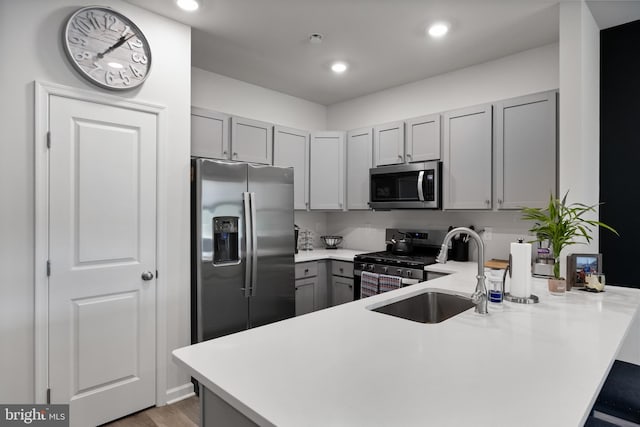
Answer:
[{"left": 567, "top": 253, "right": 602, "bottom": 289}]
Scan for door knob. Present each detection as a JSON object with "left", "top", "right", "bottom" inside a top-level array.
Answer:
[{"left": 141, "top": 271, "right": 154, "bottom": 281}]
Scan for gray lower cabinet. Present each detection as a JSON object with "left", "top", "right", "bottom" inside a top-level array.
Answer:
[
  {"left": 294, "top": 261, "right": 328, "bottom": 315},
  {"left": 494, "top": 91, "right": 557, "bottom": 210},
  {"left": 191, "top": 107, "right": 230, "bottom": 159},
  {"left": 442, "top": 104, "right": 493, "bottom": 210},
  {"left": 347, "top": 127, "right": 373, "bottom": 210},
  {"left": 330, "top": 261, "right": 354, "bottom": 306},
  {"left": 273, "top": 125, "right": 310, "bottom": 210},
  {"left": 230, "top": 116, "right": 273, "bottom": 164},
  {"left": 295, "top": 278, "right": 316, "bottom": 316},
  {"left": 310, "top": 132, "right": 346, "bottom": 210}
]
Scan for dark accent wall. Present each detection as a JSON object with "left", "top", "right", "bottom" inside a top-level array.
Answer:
[{"left": 600, "top": 20, "right": 640, "bottom": 288}]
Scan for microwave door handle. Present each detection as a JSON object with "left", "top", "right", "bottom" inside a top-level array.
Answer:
[
  {"left": 417, "top": 171, "right": 425, "bottom": 201},
  {"left": 250, "top": 192, "right": 258, "bottom": 297},
  {"left": 243, "top": 192, "right": 252, "bottom": 298}
]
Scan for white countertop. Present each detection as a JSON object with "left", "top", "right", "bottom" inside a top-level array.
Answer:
[
  {"left": 173, "top": 262, "right": 640, "bottom": 427},
  {"left": 294, "top": 248, "right": 367, "bottom": 263}
]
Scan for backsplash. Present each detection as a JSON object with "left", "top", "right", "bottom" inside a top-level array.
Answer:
[{"left": 297, "top": 210, "right": 535, "bottom": 261}]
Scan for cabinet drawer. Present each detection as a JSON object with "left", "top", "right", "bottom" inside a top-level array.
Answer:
[
  {"left": 331, "top": 261, "right": 353, "bottom": 278},
  {"left": 295, "top": 262, "right": 318, "bottom": 279}
]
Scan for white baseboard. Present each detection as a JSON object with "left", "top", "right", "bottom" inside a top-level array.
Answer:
[{"left": 165, "top": 383, "right": 196, "bottom": 405}]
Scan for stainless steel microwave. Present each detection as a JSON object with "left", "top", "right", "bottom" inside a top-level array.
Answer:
[{"left": 369, "top": 161, "right": 441, "bottom": 210}]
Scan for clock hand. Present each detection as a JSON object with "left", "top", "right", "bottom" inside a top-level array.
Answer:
[{"left": 97, "top": 33, "right": 136, "bottom": 59}]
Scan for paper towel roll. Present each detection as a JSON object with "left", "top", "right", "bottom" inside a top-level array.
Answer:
[{"left": 509, "top": 242, "right": 532, "bottom": 298}]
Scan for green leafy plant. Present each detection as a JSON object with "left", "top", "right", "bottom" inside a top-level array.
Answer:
[{"left": 521, "top": 191, "right": 618, "bottom": 279}]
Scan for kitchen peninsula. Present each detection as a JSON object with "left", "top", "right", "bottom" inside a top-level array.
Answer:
[{"left": 173, "top": 262, "right": 640, "bottom": 427}]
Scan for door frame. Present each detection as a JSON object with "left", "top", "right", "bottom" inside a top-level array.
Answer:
[{"left": 34, "top": 81, "right": 169, "bottom": 406}]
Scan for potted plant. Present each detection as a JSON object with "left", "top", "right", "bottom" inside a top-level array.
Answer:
[{"left": 521, "top": 192, "right": 618, "bottom": 293}]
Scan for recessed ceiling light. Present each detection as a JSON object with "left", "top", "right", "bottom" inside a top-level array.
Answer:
[
  {"left": 177, "top": 0, "right": 199, "bottom": 11},
  {"left": 428, "top": 22, "right": 449, "bottom": 38},
  {"left": 331, "top": 62, "right": 348, "bottom": 74}
]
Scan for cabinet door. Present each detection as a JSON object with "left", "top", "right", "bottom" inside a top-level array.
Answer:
[
  {"left": 274, "top": 126, "right": 310, "bottom": 210},
  {"left": 443, "top": 104, "right": 493, "bottom": 210},
  {"left": 295, "top": 279, "right": 316, "bottom": 316},
  {"left": 310, "top": 131, "right": 346, "bottom": 210},
  {"left": 495, "top": 91, "right": 557, "bottom": 210},
  {"left": 406, "top": 113, "right": 441, "bottom": 162},
  {"left": 331, "top": 276, "right": 354, "bottom": 306},
  {"left": 191, "top": 107, "right": 230, "bottom": 159},
  {"left": 347, "top": 127, "right": 373, "bottom": 210},
  {"left": 373, "top": 121, "right": 405, "bottom": 166},
  {"left": 230, "top": 116, "right": 273, "bottom": 164}
]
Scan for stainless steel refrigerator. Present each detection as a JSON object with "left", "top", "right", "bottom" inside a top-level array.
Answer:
[{"left": 191, "top": 158, "right": 295, "bottom": 343}]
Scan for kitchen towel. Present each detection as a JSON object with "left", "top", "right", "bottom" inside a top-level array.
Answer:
[
  {"left": 509, "top": 241, "right": 532, "bottom": 298},
  {"left": 360, "top": 271, "right": 380, "bottom": 298},
  {"left": 379, "top": 274, "right": 402, "bottom": 293}
]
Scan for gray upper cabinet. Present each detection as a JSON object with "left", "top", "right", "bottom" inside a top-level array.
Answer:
[
  {"left": 406, "top": 113, "right": 441, "bottom": 162},
  {"left": 495, "top": 91, "right": 557, "bottom": 210},
  {"left": 443, "top": 104, "right": 493, "bottom": 210},
  {"left": 310, "top": 131, "right": 346, "bottom": 210},
  {"left": 347, "top": 127, "right": 373, "bottom": 210},
  {"left": 373, "top": 121, "right": 405, "bottom": 166},
  {"left": 191, "top": 107, "right": 230, "bottom": 159},
  {"left": 273, "top": 126, "right": 310, "bottom": 210},
  {"left": 230, "top": 116, "right": 273, "bottom": 165}
]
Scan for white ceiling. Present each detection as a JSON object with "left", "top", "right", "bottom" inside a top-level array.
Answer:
[{"left": 125, "top": 0, "right": 640, "bottom": 106}]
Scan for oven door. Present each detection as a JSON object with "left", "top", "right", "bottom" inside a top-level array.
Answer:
[
  {"left": 353, "top": 269, "right": 423, "bottom": 300},
  {"left": 369, "top": 161, "right": 440, "bottom": 209}
]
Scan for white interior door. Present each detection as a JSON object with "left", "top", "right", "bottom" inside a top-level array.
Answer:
[{"left": 48, "top": 95, "right": 157, "bottom": 426}]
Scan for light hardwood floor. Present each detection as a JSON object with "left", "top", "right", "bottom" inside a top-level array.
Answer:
[{"left": 102, "top": 396, "right": 199, "bottom": 427}]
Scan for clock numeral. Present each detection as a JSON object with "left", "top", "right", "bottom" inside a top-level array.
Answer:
[
  {"left": 85, "top": 11, "right": 102, "bottom": 30},
  {"left": 121, "top": 25, "right": 132, "bottom": 37},
  {"left": 128, "top": 38, "right": 144, "bottom": 50},
  {"left": 106, "top": 71, "right": 116, "bottom": 85},
  {"left": 120, "top": 70, "right": 131, "bottom": 85},
  {"left": 131, "top": 53, "right": 148, "bottom": 65},
  {"left": 104, "top": 13, "right": 118, "bottom": 31},
  {"left": 71, "top": 19, "right": 92, "bottom": 37},
  {"left": 69, "top": 35, "right": 87, "bottom": 47},
  {"left": 90, "top": 62, "right": 103, "bottom": 75},
  {"left": 74, "top": 51, "right": 92, "bottom": 61},
  {"left": 129, "top": 65, "right": 144, "bottom": 78}
]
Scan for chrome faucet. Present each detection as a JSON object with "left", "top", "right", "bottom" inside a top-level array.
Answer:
[{"left": 436, "top": 227, "right": 488, "bottom": 315}]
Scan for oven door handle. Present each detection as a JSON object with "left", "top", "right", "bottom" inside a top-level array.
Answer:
[{"left": 417, "top": 171, "right": 425, "bottom": 201}]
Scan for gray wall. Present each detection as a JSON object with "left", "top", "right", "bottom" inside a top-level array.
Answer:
[{"left": 0, "top": 0, "right": 191, "bottom": 403}]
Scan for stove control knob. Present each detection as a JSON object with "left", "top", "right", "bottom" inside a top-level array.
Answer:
[
  {"left": 382, "top": 266, "right": 389, "bottom": 273},
  {"left": 359, "top": 263, "right": 366, "bottom": 270},
  {"left": 407, "top": 271, "right": 413, "bottom": 277},
  {"left": 397, "top": 269, "right": 402, "bottom": 276},
  {"left": 367, "top": 264, "right": 375, "bottom": 271}
]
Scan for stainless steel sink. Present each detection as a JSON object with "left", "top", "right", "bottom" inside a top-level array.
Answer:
[{"left": 370, "top": 290, "right": 475, "bottom": 323}]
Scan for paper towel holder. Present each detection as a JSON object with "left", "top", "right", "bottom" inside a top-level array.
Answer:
[{"left": 503, "top": 253, "right": 539, "bottom": 304}]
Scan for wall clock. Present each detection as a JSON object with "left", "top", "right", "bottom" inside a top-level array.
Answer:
[{"left": 62, "top": 6, "right": 152, "bottom": 91}]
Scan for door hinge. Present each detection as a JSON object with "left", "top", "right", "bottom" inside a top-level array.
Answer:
[
  {"left": 46, "top": 131, "right": 51, "bottom": 149},
  {"left": 46, "top": 388, "right": 51, "bottom": 404},
  {"left": 155, "top": 270, "right": 158, "bottom": 279},
  {"left": 46, "top": 260, "right": 51, "bottom": 277}
]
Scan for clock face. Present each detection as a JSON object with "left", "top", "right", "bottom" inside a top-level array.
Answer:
[{"left": 63, "top": 6, "right": 152, "bottom": 91}]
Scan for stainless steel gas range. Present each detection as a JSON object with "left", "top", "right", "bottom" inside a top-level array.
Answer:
[{"left": 353, "top": 228, "right": 444, "bottom": 299}]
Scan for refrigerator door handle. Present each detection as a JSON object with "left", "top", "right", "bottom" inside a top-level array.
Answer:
[
  {"left": 250, "top": 192, "right": 258, "bottom": 296},
  {"left": 243, "top": 192, "right": 252, "bottom": 298}
]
